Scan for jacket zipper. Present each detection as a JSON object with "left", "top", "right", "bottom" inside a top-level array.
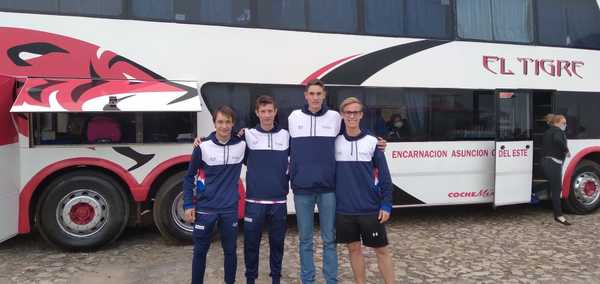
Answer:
[{"left": 269, "top": 133, "right": 273, "bottom": 149}]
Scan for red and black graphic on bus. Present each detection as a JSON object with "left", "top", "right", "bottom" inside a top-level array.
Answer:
[
  {"left": 0, "top": 27, "right": 197, "bottom": 111},
  {"left": 305, "top": 39, "right": 448, "bottom": 85}
]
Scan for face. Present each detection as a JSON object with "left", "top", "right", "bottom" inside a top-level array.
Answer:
[
  {"left": 255, "top": 103, "right": 277, "bottom": 126},
  {"left": 214, "top": 112, "right": 233, "bottom": 139},
  {"left": 556, "top": 118, "right": 567, "bottom": 129},
  {"left": 304, "top": 85, "right": 326, "bottom": 110},
  {"left": 342, "top": 102, "right": 363, "bottom": 129}
]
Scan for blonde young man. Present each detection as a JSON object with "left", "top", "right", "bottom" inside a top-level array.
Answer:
[{"left": 335, "top": 97, "right": 394, "bottom": 284}]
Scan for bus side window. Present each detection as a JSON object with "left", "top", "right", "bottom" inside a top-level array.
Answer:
[
  {"left": 32, "top": 112, "right": 195, "bottom": 145},
  {"left": 257, "top": 0, "right": 306, "bottom": 30},
  {"left": 331, "top": 87, "right": 426, "bottom": 142},
  {"left": 537, "top": 0, "right": 600, "bottom": 49},
  {"left": 308, "top": 0, "right": 358, "bottom": 33},
  {"left": 456, "top": 0, "right": 534, "bottom": 43},
  {"left": 143, "top": 112, "right": 197, "bottom": 143},
  {"left": 556, "top": 92, "right": 600, "bottom": 139}
]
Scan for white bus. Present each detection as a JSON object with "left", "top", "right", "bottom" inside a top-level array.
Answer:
[{"left": 1, "top": 0, "right": 600, "bottom": 250}]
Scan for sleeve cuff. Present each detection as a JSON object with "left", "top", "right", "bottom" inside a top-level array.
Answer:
[
  {"left": 183, "top": 204, "right": 194, "bottom": 210},
  {"left": 380, "top": 203, "right": 392, "bottom": 213}
]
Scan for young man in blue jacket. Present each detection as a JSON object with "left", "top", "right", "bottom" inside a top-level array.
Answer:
[
  {"left": 288, "top": 79, "right": 341, "bottom": 284},
  {"left": 335, "top": 97, "right": 394, "bottom": 284},
  {"left": 243, "top": 96, "right": 290, "bottom": 284},
  {"left": 183, "top": 106, "right": 246, "bottom": 284}
]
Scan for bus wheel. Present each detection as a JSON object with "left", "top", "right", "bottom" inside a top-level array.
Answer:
[
  {"left": 565, "top": 160, "right": 600, "bottom": 214},
  {"left": 153, "top": 171, "right": 193, "bottom": 243},
  {"left": 36, "top": 170, "right": 129, "bottom": 250}
]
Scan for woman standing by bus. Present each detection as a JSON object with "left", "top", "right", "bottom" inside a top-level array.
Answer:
[{"left": 541, "top": 114, "right": 571, "bottom": 225}]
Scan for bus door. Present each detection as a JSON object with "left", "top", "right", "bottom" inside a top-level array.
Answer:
[
  {"left": 493, "top": 91, "right": 534, "bottom": 207},
  {"left": 0, "top": 75, "right": 19, "bottom": 242}
]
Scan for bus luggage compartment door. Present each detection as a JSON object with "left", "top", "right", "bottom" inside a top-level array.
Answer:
[
  {"left": 493, "top": 91, "right": 533, "bottom": 207},
  {"left": 0, "top": 75, "right": 19, "bottom": 243}
]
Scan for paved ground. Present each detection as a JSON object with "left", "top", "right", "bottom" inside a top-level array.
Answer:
[{"left": 1, "top": 203, "right": 600, "bottom": 284}]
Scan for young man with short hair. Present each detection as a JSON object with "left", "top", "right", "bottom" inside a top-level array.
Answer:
[
  {"left": 335, "top": 97, "right": 394, "bottom": 284},
  {"left": 243, "top": 95, "right": 290, "bottom": 284},
  {"left": 288, "top": 79, "right": 340, "bottom": 284},
  {"left": 183, "top": 106, "right": 246, "bottom": 284}
]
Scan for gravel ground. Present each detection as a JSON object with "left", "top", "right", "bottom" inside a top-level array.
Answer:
[{"left": 1, "top": 203, "right": 599, "bottom": 283}]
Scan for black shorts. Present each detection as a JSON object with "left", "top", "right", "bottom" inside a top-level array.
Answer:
[{"left": 335, "top": 213, "right": 388, "bottom": 248}]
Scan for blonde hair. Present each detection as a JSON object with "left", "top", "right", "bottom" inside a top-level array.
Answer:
[
  {"left": 339, "top": 97, "right": 363, "bottom": 112},
  {"left": 550, "top": 114, "right": 566, "bottom": 125},
  {"left": 544, "top": 113, "right": 555, "bottom": 125}
]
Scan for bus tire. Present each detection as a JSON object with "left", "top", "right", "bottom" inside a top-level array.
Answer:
[
  {"left": 153, "top": 171, "right": 193, "bottom": 244},
  {"left": 36, "top": 170, "right": 129, "bottom": 250},
  {"left": 565, "top": 160, "right": 600, "bottom": 214}
]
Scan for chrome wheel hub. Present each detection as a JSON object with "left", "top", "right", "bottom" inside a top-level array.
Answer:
[
  {"left": 56, "top": 189, "right": 109, "bottom": 238},
  {"left": 573, "top": 172, "right": 600, "bottom": 207}
]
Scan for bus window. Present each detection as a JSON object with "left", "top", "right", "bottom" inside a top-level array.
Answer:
[
  {"left": 331, "top": 87, "right": 429, "bottom": 142},
  {"left": 130, "top": 0, "right": 173, "bottom": 21},
  {"left": 196, "top": 0, "right": 251, "bottom": 26},
  {"left": 363, "top": 0, "right": 404, "bottom": 37},
  {"left": 201, "top": 83, "right": 305, "bottom": 131},
  {"left": 496, "top": 92, "right": 532, "bottom": 140},
  {"left": 32, "top": 112, "right": 196, "bottom": 145},
  {"left": 257, "top": 0, "right": 306, "bottom": 30},
  {"left": 363, "top": 0, "right": 452, "bottom": 39},
  {"left": 331, "top": 87, "right": 496, "bottom": 142},
  {"left": 308, "top": 0, "right": 358, "bottom": 33},
  {"left": 429, "top": 92, "right": 495, "bottom": 141},
  {"left": 59, "top": 0, "right": 123, "bottom": 17},
  {"left": 537, "top": 0, "right": 600, "bottom": 49},
  {"left": 0, "top": 0, "right": 58, "bottom": 13},
  {"left": 556, "top": 92, "right": 600, "bottom": 139},
  {"left": 143, "top": 112, "right": 196, "bottom": 143},
  {"left": 404, "top": 0, "right": 452, "bottom": 39},
  {"left": 457, "top": 0, "right": 533, "bottom": 43},
  {"left": 0, "top": 0, "right": 123, "bottom": 16}
]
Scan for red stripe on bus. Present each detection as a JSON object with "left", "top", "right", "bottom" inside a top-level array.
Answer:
[
  {"left": 561, "top": 146, "right": 600, "bottom": 200},
  {"left": 301, "top": 54, "right": 360, "bottom": 85}
]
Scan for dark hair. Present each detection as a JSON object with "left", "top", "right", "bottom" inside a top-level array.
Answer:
[
  {"left": 305, "top": 79, "right": 325, "bottom": 91},
  {"left": 213, "top": 105, "right": 236, "bottom": 123},
  {"left": 255, "top": 95, "right": 277, "bottom": 110}
]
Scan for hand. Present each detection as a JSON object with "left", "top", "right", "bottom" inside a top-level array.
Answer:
[
  {"left": 378, "top": 210, "right": 390, "bottom": 224},
  {"left": 193, "top": 137, "right": 203, "bottom": 148},
  {"left": 184, "top": 208, "right": 195, "bottom": 223},
  {"left": 237, "top": 128, "right": 246, "bottom": 137},
  {"left": 376, "top": 137, "right": 387, "bottom": 151}
]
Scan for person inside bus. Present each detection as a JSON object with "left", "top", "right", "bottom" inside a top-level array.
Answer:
[
  {"left": 335, "top": 97, "right": 394, "bottom": 284},
  {"left": 386, "top": 113, "right": 410, "bottom": 141},
  {"left": 183, "top": 106, "right": 246, "bottom": 284},
  {"left": 541, "top": 114, "right": 571, "bottom": 226}
]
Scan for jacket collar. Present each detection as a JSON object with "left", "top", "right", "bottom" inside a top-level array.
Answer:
[
  {"left": 208, "top": 131, "right": 241, "bottom": 146},
  {"left": 255, "top": 123, "right": 280, "bottom": 133},
  {"left": 343, "top": 128, "right": 367, "bottom": 141},
  {"left": 301, "top": 104, "right": 328, "bottom": 117}
]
